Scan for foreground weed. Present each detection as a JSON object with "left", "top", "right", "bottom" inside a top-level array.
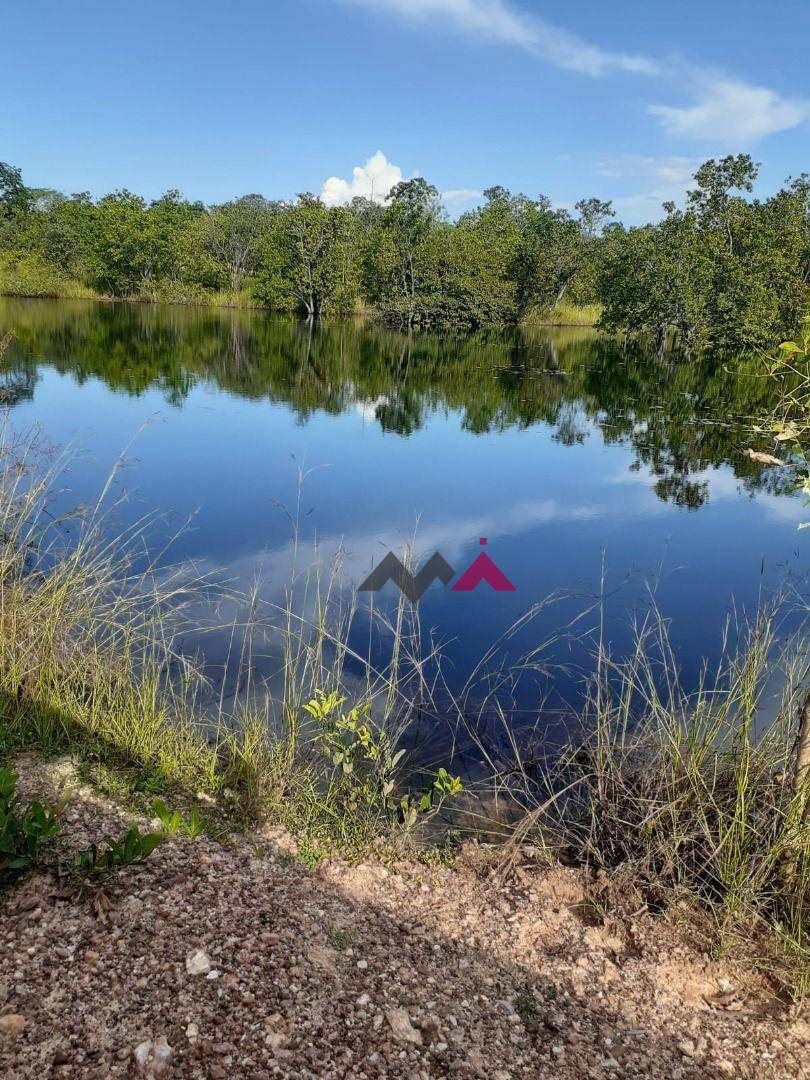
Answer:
[
  {"left": 513, "top": 983, "right": 540, "bottom": 1024},
  {"left": 74, "top": 824, "right": 164, "bottom": 882},
  {"left": 306, "top": 689, "right": 463, "bottom": 830},
  {"left": 0, "top": 767, "right": 60, "bottom": 881},
  {"left": 327, "top": 926, "right": 356, "bottom": 951},
  {"left": 498, "top": 602, "right": 810, "bottom": 997},
  {"left": 152, "top": 799, "right": 183, "bottom": 836},
  {"left": 152, "top": 798, "right": 207, "bottom": 840}
]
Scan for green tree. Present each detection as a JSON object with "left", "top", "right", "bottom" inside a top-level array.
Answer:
[
  {"left": 0, "top": 163, "right": 31, "bottom": 218},
  {"left": 686, "top": 154, "right": 758, "bottom": 254},
  {"left": 375, "top": 178, "right": 440, "bottom": 327},
  {"left": 85, "top": 191, "right": 152, "bottom": 295},
  {"left": 254, "top": 195, "right": 360, "bottom": 317},
  {"left": 197, "top": 196, "right": 274, "bottom": 293}
]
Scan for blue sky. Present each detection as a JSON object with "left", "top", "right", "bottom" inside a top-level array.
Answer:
[{"left": 4, "top": 0, "right": 808, "bottom": 222}]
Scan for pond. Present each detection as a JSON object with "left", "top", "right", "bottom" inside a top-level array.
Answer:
[{"left": 0, "top": 297, "right": 806, "bottom": 761}]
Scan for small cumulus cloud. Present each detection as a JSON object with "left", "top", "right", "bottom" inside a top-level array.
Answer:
[
  {"left": 320, "top": 150, "right": 403, "bottom": 206},
  {"left": 649, "top": 77, "right": 809, "bottom": 143}
]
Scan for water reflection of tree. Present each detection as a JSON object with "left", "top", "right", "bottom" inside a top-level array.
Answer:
[
  {"left": 0, "top": 365, "right": 37, "bottom": 407},
  {"left": 0, "top": 297, "right": 791, "bottom": 509}
]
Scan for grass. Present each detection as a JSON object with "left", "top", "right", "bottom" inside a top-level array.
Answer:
[
  {"left": 472, "top": 599, "right": 810, "bottom": 996},
  {"left": 0, "top": 254, "right": 264, "bottom": 311},
  {"left": 523, "top": 301, "right": 603, "bottom": 327},
  {"left": 0, "top": 390, "right": 806, "bottom": 993},
  {"left": 0, "top": 259, "right": 266, "bottom": 313},
  {"left": 0, "top": 253, "right": 97, "bottom": 300},
  {"left": 136, "top": 283, "right": 262, "bottom": 309},
  {"left": 0, "top": 425, "right": 465, "bottom": 860}
]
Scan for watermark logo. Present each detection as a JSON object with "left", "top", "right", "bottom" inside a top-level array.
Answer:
[{"left": 358, "top": 538, "right": 515, "bottom": 602}]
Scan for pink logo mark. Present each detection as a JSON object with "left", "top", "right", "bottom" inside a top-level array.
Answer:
[{"left": 451, "top": 538, "right": 515, "bottom": 593}]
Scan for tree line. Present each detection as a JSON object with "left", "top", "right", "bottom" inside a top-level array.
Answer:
[{"left": 0, "top": 155, "right": 807, "bottom": 351}]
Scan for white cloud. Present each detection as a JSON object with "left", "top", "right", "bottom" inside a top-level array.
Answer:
[
  {"left": 341, "top": 2, "right": 808, "bottom": 152},
  {"left": 597, "top": 155, "right": 701, "bottom": 224},
  {"left": 344, "top": 0, "right": 658, "bottom": 78},
  {"left": 322, "top": 156, "right": 482, "bottom": 212},
  {"left": 609, "top": 193, "right": 675, "bottom": 224},
  {"left": 441, "top": 187, "right": 482, "bottom": 207},
  {"left": 598, "top": 154, "right": 698, "bottom": 186},
  {"left": 320, "top": 150, "right": 403, "bottom": 206},
  {"left": 649, "top": 77, "right": 809, "bottom": 143}
]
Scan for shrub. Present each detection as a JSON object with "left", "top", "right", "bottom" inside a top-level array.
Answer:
[
  {"left": 305, "top": 689, "right": 463, "bottom": 828},
  {"left": 0, "top": 252, "right": 94, "bottom": 299}
]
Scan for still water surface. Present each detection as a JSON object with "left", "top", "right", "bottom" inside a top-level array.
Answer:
[{"left": 1, "top": 298, "right": 806, "bottom": 750}]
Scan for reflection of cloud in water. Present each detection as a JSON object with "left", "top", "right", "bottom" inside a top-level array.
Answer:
[
  {"left": 154, "top": 453, "right": 805, "bottom": 729},
  {"left": 354, "top": 396, "right": 389, "bottom": 424},
  {"left": 159, "top": 473, "right": 712, "bottom": 657},
  {"left": 157, "top": 493, "right": 609, "bottom": 713}
]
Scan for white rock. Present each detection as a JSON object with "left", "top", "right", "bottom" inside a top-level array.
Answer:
[
  {"left": 356, "top": 993, "right": 370, "bottom": 1007},
  {"left": 185, "top": 949, "right": 211, "bottom": 976},
  {"left": 134, "top": 1042, "right": 152, "bottom": 1070},
  {"left": 185, "top": 1023, "right": 199, "bottom": 1043},
  {"left": 386, "top": 1008, "right": 423, "bottom": 1046},
  {"left": 265, "top": 1030, "right": 288, "bottom": 1052},
  {"left": 133, "top": 1037, "right": 172, "bottom": 1077},
  {"left": 151, "top": 1037, "right": 173, "bottom": 1077}
]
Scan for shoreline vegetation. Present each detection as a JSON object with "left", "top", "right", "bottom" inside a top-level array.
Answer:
[
  {"left": 0, "top": 380, "right": 808, "bottom": 996},
  {"left": 1, "top": 153, "right": 808, "bottom": 349},
  {"left": 0, "top": 271, "right": 605, "bottom": 329}
]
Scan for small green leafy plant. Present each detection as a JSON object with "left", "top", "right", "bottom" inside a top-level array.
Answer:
[
  {"left": 398, "top": 768, "right": 465, "bottom": 828},
  {"left": 0, "top": 767, "right": 60, "bottom": 879},
  {"left": 152, "top": 798, "right": 183, "bottom": 836},
  {"left": 184, "top": 802, "right": 204, "bottom": 839},
  {"left": 327, "top": 926, "right": 356, "bottom": 951},
  {"left": 152, "top": 798, "right": 205, "bottom": 839},
  {"left": 305, "top": 691, "right": 463, "bottom": 826},
  {"left": 74, "top": 824, "right": 164, "bottom": 880}
]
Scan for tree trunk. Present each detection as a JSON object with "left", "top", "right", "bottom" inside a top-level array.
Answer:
[{"left": 554, "top": 277, "right": 570, "bottom": 308}]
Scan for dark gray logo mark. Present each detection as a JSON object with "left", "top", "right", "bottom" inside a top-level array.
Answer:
[{"left": 357, "top": 552, "right": 455, "bottom": 602}]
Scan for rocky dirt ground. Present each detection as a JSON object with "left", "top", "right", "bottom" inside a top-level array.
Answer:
[{"left": 0, "top": 755, "right": 808, "bottom": 1079}]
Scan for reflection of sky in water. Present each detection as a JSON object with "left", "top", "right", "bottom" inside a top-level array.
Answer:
[{"left": 2, "top": 300, "right": 808, "bottom": 749}]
